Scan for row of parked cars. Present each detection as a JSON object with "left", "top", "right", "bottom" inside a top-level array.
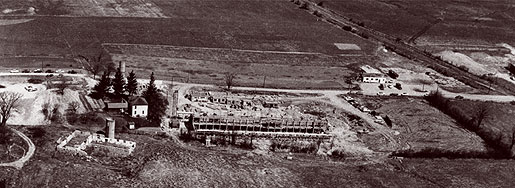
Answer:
[{"left": 10, "top": 69, "right": 66, "bottom": 73}]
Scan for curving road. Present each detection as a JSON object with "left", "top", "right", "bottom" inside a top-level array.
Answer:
[{"left": 0, "top": 127, "right": 35, "bottom": 170}]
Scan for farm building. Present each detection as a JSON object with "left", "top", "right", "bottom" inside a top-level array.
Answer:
[
  {"left": 190, "top": 91, "right": 210, "bottom": 102},
  {"left": 137, "top": 79, "right": 166, "bottom": 92},
  {"left": 362, "top": 73, "right": 387, "bottom": 83},
  {"left": 263, "top": 101, "right": 280, "bottom": 108},
  {"left": 360, "top": 65, "right": 382, "bottom": 74},
  {"left": 105, "top": 98, "right": 128, "bottom": 113},
  {"left": 129, "top": 96, "right": 148, "bottom": 118},
  {"left": 210, "top": 92, "right": 228, "bottom": 104}
]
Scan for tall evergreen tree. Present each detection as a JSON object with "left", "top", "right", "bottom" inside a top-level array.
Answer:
[
  {"left": 91, "top": 71, "right": 111, "bottom": 99},
  {"left": 126, "top": 70, "right": 138, "bottom": 96},
  {"left": 143, "top": 72, "right": 168, "bottom": 125},
  {"left": 112, "top": 68, "right": 126, "bottom": 97}
]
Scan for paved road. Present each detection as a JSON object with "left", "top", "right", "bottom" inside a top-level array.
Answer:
[{"left": 0, "top": 127, "right": 35, "bottom": 170}]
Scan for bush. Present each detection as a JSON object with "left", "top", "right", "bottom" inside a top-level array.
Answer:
[
  {"left": 0, "top": 126, "right": 12, "bottom": 145},
  {"left": 392, "top": 148, "right": 506, "bottom": 159},
  {"left": 27, "top": 78, "right": 44, "bottom": 84}
]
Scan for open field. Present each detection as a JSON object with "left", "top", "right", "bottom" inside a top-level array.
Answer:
[
  {"left": 353, "top": 96, "right": 487, "bottom": 152},
  {"left": 312, "top": 0, "right": 515, "bottom": 46},
  {"left": 108, "top": 44, "right": 373, "bottom": 89},
  {"left": 0, "top": 0, "right": 377, "bottom": 60}
]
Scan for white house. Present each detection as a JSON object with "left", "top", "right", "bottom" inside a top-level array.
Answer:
[
  {"left": 129, "top": 97, "right": 148, "bottom": 118},
  {"left": 362, "top": 73, "right": 387, "bottom": 83}
]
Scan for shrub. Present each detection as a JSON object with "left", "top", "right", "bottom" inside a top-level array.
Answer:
[
  {"left": 27, "top": 78, "right": 44, "bottom": 84},
  {"left": 0, "top": 126, "right": 12, "bottom": 145}
]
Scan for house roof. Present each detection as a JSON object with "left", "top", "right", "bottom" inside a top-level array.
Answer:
[
  {"left": 105, "top": 98, "right": 128, "bottom": 109},
  {"left": 360, "top": 65, "right": 382, "bottom": 74},
  {"left": 130, "top": 97, "right": 148, "bottom": 105},
  {"left": 210, "top": 92, "right": 228, "bottom": 98},
  {"left": 191, "top": 91, "right": 210, "bottom": 98},
  {"left": 362, "top": 73, "right": 385, "bottom": 77},
  {"left": 106, "top": 102, "right": 128, "bottom": 109}
]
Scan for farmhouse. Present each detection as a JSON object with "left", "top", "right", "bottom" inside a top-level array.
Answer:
[{"left": 129, "top": 96, "right": 148, "bottom": 118}]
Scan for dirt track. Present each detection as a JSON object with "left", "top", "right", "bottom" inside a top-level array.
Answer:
[{"left": 0, "top": 127, "right": 35, "bottom": 170}]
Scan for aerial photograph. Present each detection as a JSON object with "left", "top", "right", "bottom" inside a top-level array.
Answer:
[{"left": 1, "top": 0, "right": 515, "bottom": 187}]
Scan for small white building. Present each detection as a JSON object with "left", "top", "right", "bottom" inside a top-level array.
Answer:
[
  {"left": 129, "top": 97, "right": 148, "bottom": 118},
  {"left": 190, "top": 91, "right": 210, "bottom": 102},
  {"left": 362, "top": 73, "right": 387, "bottom": 83}
]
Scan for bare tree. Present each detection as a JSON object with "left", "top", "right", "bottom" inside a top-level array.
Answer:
[
  {"left": 42, "top": 102, "right": 51, "bottom": 120},
  {"left": 0, "top": 92, "right": 23, "bottom": 126},
  {"left": 68, "top": 101, "right": 80, "bottom": 114},
  {"left": 75, "top": 52, "right": 112, "bottom": 79},
  {"left": 54, "top": 76, "right": 69, "bottom": 95},
  {"left": 224, "top": 72, "right": 237, "bottom": 90}
]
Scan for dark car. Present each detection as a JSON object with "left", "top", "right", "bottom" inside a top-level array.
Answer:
[
  {"left": 455, "top": 95, "right": 464, "bottom": 99},
  {"left": 22, "top": 69, "right": 30, "bottom": 73}
]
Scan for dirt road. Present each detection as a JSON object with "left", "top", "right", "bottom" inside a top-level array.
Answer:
[{"left": 0, "top": 127, "right": 35, "bottom": 170}]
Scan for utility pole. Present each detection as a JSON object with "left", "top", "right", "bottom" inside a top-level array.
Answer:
[{"left": 262, "top": 76, "right": 266, "bottom": 88}]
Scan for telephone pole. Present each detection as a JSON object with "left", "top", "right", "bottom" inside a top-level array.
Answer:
[{"left": 262, "top": 76, "right": 266, "bottom": 88}]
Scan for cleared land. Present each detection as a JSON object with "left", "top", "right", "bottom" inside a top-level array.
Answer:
[{"left": 354, "top": 96, "right": 487, "bottom": 152}]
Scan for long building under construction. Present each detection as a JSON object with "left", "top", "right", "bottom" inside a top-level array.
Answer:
[{"left": 186, "top": 115, "right": 331, "bottom": 139}]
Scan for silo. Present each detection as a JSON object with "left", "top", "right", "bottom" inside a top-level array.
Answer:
[
  {"left": 106, "top": 118, "right": 115, "bottom": 139},
  {"left": 119, "top": 61, "right": 126, "bottom": 74}
]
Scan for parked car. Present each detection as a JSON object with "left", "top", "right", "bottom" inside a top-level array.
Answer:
[
  {"left": 9, "top": 69, "right": 19, "bottom": 73},
  {"left": 389, "top": 93, "right": 399, "bottom": 96},
  {"left": 45, "top": 69, "right": 53, "bottom": 73},
  {"left": 400, "top": 92, "right": 408, "bottom": 96},
  {"left": 33, "top": 69, "right": 42, "bottom": 73},
  {"left": 25, "top": 85, "right": 37, "bottom": 92},
  {"left": 22, "top": 69, "right": 30, "bottom": 73},
  {"left": 376, "top": 92, "right": 385, "bottom": 96},
  {"left": 55, "top": 69, "right": 65, "bottom": 73},
  {"left": 455, "top": 95, "right": 464, "bottom": 99}
]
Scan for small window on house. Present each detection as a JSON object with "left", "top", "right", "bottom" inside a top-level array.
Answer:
[
  {"left": 134, "top": 106, "right": 137, "bottom": 109},
  {"left": 142, "top": 111, "right": 144, "bottom": 115}
]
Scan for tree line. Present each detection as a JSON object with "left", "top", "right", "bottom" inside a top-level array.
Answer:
[{"left": 91, "top": 66, "right": 168, "bottom": 125}]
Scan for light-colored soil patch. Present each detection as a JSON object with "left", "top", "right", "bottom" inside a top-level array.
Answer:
[
  {"left": 0, "top": 19, "right": 33, "bottom": 26},
  {"left": 436, "top": 50, "right": 490, "bottom": 75},
  {"left": 334, "top": 43, "right": 361, "bottom": 50},
  {"left": 61, "top": 0, "right": 167, "bottom": 17}
]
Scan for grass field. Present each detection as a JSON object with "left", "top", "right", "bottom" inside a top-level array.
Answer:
[
  {"left": 312, "top": 0, "right": 515, "bottom": 46},
  {"left": 108, "top": 44, "right": 373, "bottom": 89}
]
